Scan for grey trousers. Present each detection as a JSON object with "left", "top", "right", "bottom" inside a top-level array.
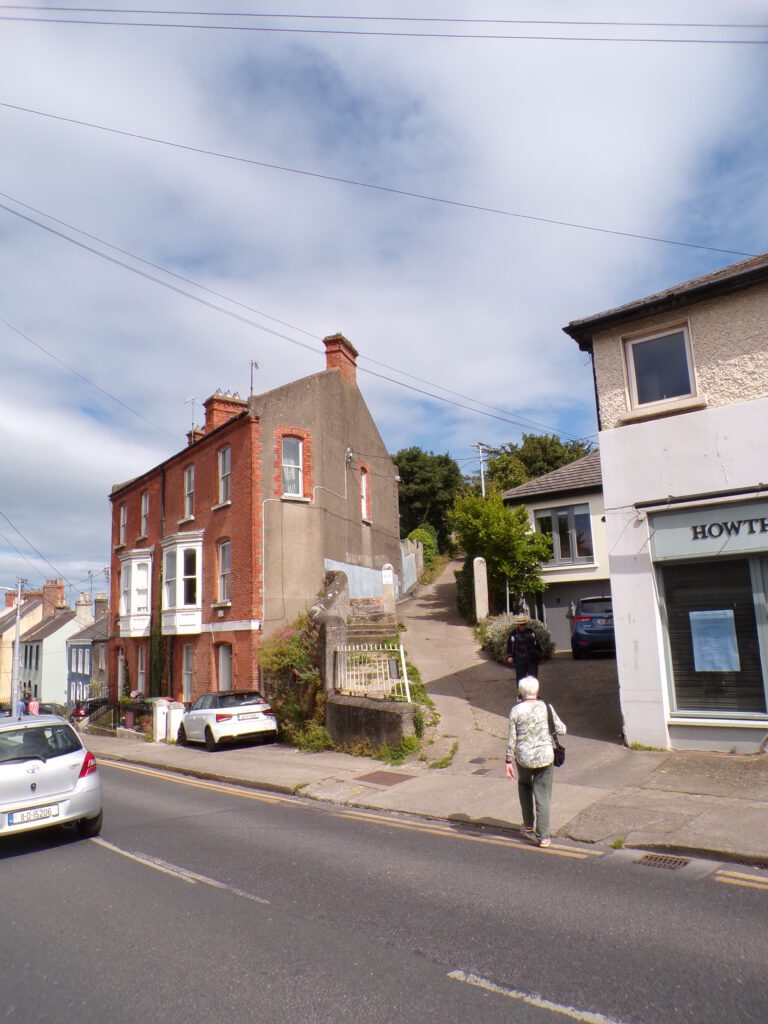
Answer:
[{"left": 516, "top": 762, "right": 554, "bottom": 839}]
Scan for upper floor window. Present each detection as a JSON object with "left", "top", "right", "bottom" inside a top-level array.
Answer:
[
  {"left": 183, "top": 465, "right": 195, "bottom": 518},
  {"left": 160, "top": 530, "right": 204, "bottom": 635},
  {"left": 281, "top": 437, "right": 303, "bottom": 497},
  {"left": 120, "top": 563, "right": 132, "bottom": 615},
  {"left": 218, "top": 446, "right": 231, "bottom": 504},
  {"left": 534, "top": 503, "right": 594, "bottom": 565},
  {"left": 117, "top": 550, "right": 153, "bottom": 637},
  {"left": 360, "top": 467, "right": 370, "bottom": 521},
  {"left": 140, "top": 491, "right": 149, "bottom": 537},
  {"left": 119, "top": 504, "right": 127, "bottom": 546},
  {"left": 625, "top": 326, "right": 695, "bottom": 408},
  {"left": 217, "top": 540, "right": 231, "bottom": 603}
]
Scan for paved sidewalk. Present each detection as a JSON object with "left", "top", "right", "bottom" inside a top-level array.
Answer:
[{"left": 86, "top": 562, "right": 768, "bottom": 866}]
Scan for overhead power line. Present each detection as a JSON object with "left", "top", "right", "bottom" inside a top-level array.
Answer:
[
  {"left": 0, "top": 316, "right": 180, "bottom": 442},
  {"left": 2, "top": 9, "right": 766, "bottom": 30},
  {"left": 1, "top": 11, "right": 766, "bottom": 43},
  {"left": 0, "top": 190, "right": 586, "bottom": 440},
  {"left": 0, "top": 102, "right": 756, "bottom": 260},
  {"left": 0, "top": 196, "right": 589, "bottom": 439},
  {"left": 0, "top": 508, "right": 75, "bottom": 587}
]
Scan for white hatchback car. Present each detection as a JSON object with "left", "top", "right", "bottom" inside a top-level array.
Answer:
[
  {"left": 0, "top": 715, "right": 103, "bottom": 839},
  {"left": 178, "top": 690, "right": 278, "bottom": 751}
]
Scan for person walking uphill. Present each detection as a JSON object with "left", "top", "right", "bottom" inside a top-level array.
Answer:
[
  {"left": 506, "top": 615, "right": 542, "bottom": 682},
  {"left": 505, "top": 677, "right": 566, "bottom": 847}
]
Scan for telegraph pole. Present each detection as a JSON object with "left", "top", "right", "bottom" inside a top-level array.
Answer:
[{"left": 473, "top": 442, "right": 488, "bottom": 497}]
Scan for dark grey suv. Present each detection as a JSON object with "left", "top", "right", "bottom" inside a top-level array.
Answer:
[{"left": 571, "top": 597, "right": 615, "bottom": 658}]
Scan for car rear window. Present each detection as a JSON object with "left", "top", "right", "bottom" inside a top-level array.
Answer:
[
  {"left": 0, "top": 723, "right": 83, "bottom": 763},
  {"left": 579, "top": 599, "right": 613, "bottom": 616},
  {"left": 217, "top": 691, "right": 265, "bottom": 708}
]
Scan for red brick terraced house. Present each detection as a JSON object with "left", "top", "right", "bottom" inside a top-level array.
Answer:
[{"left": 108, "top": 335, "right": 402, "bottom": 702}]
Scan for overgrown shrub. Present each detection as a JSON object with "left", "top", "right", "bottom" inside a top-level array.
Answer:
[
  {"left": 478, "top": 614, "right": 555, "bottom": 664},
  {"left": 408, "top": 525, "right": 438, "bottom": 566},
  {"left": 258, "top": 615, "right": 327, "bottom": 750}
]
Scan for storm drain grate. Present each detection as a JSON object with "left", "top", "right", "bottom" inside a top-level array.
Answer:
[{"left": 636, "top": 853, "right": 690, "bottom": 871}]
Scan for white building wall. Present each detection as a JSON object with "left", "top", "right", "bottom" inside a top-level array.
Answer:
[{"left": 600, "top": 395, "right": 768, "bottom": 749}]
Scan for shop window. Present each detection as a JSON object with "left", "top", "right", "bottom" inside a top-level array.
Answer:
[
  {"left": 534, "top": 504, "right": 594, "bottom": 564},
  {"left": 626, "top": 327, "right": 694, "bottom": 408},
  {"left": 281, "top": 437, "right": 303, "bottom": 496},
  {"left": 662, "top": 559, "right": 766, "bottom": 715}
]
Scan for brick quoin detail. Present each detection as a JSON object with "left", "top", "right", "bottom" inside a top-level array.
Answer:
[{"left": 273, "top": 426, "right": 314, "bottom": 499}]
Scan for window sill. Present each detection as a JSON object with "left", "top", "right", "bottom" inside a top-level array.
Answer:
[
  {"left": 113, "top": 544, "right": 125, "bottom": 552},
  {"left": 617, "top": 394, "right": 708, "bottom": 426},
  {"left": 362, "top": 517, "right": 372, "bottom": 526},
  {"left": 281, "top": 494, "right": 311, "bottom": 503},
  {"left": 542, "top": 561, "right": 596, "bottom": 571},
  {"left": 212, "top": 601, "right": 232, "bottom": 609},
  {"left": 135, "top": 535, "right": 148, "bottom": 543},
  {"left": 211, "top": 500, "right": 232, "bottom": 511},
  {"left": 178, "top": 515, "right": 195, "bottom": 526}
]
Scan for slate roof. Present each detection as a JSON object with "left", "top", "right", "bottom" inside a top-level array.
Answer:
[
  {"left": 564, "top": 252, "right": 768, "bottom": 351},
  {"left": 69, "top": 616, "right": 109, "bottom": 643},
  {"left": 502, "top": 450, "right": 602, "bottom": 502},
  {"left": 21, "top": 610, "right": 76, "bottom": 643},
  {"left": 0, "top": 597, "right": 42, "bottom": 634}
]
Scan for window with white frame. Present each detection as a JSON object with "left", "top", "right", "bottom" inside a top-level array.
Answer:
[
  {"left": 534, "top": 504, "right": 594, "bottom": 565},
  {"left": 183, "top": 465, "right": 195, "bottom": 518},
  {"left": 140, "top": 490, "right": 149, "bottom": 536},
  {"left": 217, "top": 643, "right": 233, "bottom": 691},
  {"left": 217, "top": 540, "right": 231, "bottom": 602},
  {"left": 70, "top": 648, "right": 76, "bottom": 671},
  {"left": 119, "top": 504, "right": 127, "bottom": 545},
  {"left": 98, "top": 645, "right": 105, "bottom": 671},
  {"left": 218, "top": 446, "right": 231, "bottom": 504},
  {"left": 120, "top": 563, "right": 132, "bottom": 615},
  {"left": 625, "top": 326, "right": 695, "bottom": 408},
  {"left": 164, "top": 550, "right": 177, "bottom": 608},
  {"left": 85, "top": 649, "right": 90, "bottom": 675},
  {"left": 118, "top": 550, "right": 153, "bottom": 637},
  {"left": 360, "top": 467, "right": 369, "bottom": 521},
  {"left": 182, "top": 643, "right": 193, "bottom": 702},
  {"left": 34, "top": 645, "right": 39, "bottom": 671},
  {"left": 137, "top": 644, "right": 147, "bottom": 694},
  {"left": 281, "top": 436, "right": 303, "bottom": 496},
  {"left": 183, "top": 549, "right": 197, "bottom": 605},
  {"left": 160, "top": 532, "right": 204, "bottom": 634}
]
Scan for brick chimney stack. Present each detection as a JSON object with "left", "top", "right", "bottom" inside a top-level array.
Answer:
[
  {"left": 42, "top": 579, "right": 65, "bottom": 619},
  {"left": 94, "top": 592, "right": 109, "bottom": 619},
  {"left": 324, "top": 334, "right": 358, "bottom": 387},
  {"left": 203, "top": 391, "right": 247, "bottom": 432}
]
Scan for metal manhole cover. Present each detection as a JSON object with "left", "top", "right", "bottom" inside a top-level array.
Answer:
[
  {"left": 636, "top": 853, "right": 690, "bottom": 871},
  {"left": 355, "top": 771, "right": 415, "bottom": 787}
]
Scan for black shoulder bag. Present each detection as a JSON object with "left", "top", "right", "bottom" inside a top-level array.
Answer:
[{"left": 545, "top": 703, "right": 566, "bottom": 767}]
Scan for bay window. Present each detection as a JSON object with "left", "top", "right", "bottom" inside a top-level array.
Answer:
[
  {"left": 118, "top": 550, "right": 153, "bottom": 637},
  {"left": 161, "top": 531, "right": 203, "bottom": 634}
]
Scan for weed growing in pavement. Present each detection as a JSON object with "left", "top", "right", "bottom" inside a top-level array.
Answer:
[
  {"left": 429, "top": 741, "right": 459, "bottom": 769},
  {"left": 377, "top": 735, "right": 420, "bottom": 765},
  {"left": 611, "top": 838, "right": 625, "bottom": 849},
  {"left": 629, "top": 742, "right": 666, "bottom": 752}
]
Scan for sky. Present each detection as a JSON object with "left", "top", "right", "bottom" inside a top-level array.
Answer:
[{"left": 0, "top": 1, "right": 767, "bottom": 599}]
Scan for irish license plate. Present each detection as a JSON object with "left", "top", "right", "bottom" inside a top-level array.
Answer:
[
  {"left": 239, "top": 712, "right": 261, "bottom": 721},
  {"left": 9, "top": 804, "right": 59, "bottom": 825}
]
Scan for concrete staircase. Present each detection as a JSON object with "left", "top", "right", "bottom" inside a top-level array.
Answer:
[{"left": 345, "top": 615, "right": 399, "bottom": 646}]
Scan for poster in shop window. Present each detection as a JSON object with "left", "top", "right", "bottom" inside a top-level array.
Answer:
[{"left": 689, "top": 609, "right": 740, "bottom": 673}]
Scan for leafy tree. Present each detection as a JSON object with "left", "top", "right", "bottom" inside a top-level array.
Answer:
[
  {"left": 392, "top": 447, "right": 463, "bottom": 548},
  {"left": 487, "top": 434, "right": 594, "bottom": 493},
  {"left": 450, "top": 491, "right": 551, "bottom": 599}
]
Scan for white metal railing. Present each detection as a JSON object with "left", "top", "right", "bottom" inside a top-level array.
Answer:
[{"left": 333, "top": 643, "right": 411, "bottom": 701}]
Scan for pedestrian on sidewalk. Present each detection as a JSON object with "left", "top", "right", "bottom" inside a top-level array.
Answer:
[
  {"left": 506, "top": 615, "right": 542, "bottom": 682},
  {"left": 28, "top": 694, "right": 40, "bottom": 715},
  {"left": 505, "top": 676, "right": 566, "bottom": 848}
]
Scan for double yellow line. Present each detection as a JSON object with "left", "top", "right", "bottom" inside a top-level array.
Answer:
[{"left": 714, "top": 868, "right": 768, "bottom": 892}]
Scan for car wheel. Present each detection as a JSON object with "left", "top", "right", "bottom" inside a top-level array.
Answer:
[
  {"left": 77, "top": 811, "right": 103, "bottom": 839},
  {"left": 204, "top": 727, "right": 219, "bottom": 752},
  {"left": 572, "top": 648, "right": 582, "bottom": 660},
  {"left": 177, "top": 724, "right": 188, "bottom": 746}
]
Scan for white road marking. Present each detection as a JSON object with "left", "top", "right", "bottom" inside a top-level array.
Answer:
[
  {"left": 93, "top": 838, "right": 269, "bottom": 904},
  {"left": 447, "top": 970, "right": 632, "bottom": 1024}
]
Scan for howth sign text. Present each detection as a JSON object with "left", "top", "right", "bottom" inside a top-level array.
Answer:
[{"left": 691, "top": 517, "right": 768, "bottom": 541}]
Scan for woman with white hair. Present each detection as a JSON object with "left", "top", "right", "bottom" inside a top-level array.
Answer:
[{"left": 505, "top": 676, "right": 566, "bottom": 848}]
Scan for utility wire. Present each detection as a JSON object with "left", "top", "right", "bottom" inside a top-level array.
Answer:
[
  {"left": 0, "top": 199, "right": 585, "bottom": 438},
  {"left": 0, "top": 316, "right": 181, "bottom": 442},
  {"left": 3, "top": 8, "right": 766, "bottom": 30},
  {"left": 2, "top": 186, "right": 586, "bottom": 439},
  {"left": 0, "top": 102, "right": 756, "bottom": 260},
  {"left": 1, "top": 12, "right": 766, "bottom": 43},
  {"left": 0, "top": 508, "right": 75, "bottom": 587}
]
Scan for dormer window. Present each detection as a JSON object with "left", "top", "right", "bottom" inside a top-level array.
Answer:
[{"left": 625, "top": 326, "right": 695, "bottom": 409}]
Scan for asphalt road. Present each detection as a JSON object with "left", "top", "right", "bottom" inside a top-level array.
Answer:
[{"left": 2, "top": 762, "right": 767, "bottom": 1024}]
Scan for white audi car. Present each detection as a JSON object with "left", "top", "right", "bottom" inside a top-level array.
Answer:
[
  {"left": 0, "top": 715, "right": 103, "bottom": 839},
  {"left": 177, "top": 690, "right": 278, "bottom": 751}
]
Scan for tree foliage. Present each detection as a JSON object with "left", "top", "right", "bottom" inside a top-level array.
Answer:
[
  {"left": 487, "top": 434, "right": 594, "bottom": 493},
  {"left": 392, "top": 447, "right": 463, "bottom": 548},
  {"left": 450, "top": 491, "right": 552, "bottom": 597}
]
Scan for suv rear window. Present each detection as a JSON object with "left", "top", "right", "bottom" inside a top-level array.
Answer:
[
  {"left": 0, "top": 723, "right": 83, "bottom": 763},
  {"left": 579, "top": 599, "right": 612, "bottom": 616},
  {"left": 218, "top": 691, "right": 265, "bottom": 708}
]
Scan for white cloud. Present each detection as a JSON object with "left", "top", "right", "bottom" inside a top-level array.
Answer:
[{"left": 0, "top": 1, "right": 766, "bottom": 584}]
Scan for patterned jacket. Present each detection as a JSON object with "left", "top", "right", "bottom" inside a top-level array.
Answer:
[{"left": 506, "top": 699, "right": 566, "bottom": 769}]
